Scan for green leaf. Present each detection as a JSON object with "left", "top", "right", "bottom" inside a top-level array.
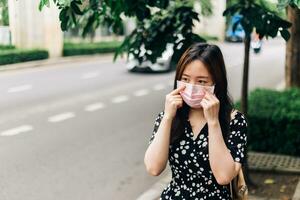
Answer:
[
  {"left": 61, "top": 18, "right": 68, "bottom": 31},
  {"left": 59, "top": 9, "right": 67, "bottom": 21},
  {"left": 136, "top": 7, "right": 151, "bottom": 21},
  {"left": 71, "top": 10, "right": 77, "bottom": 25},
  {"left": 200, "top": 0, "right": 213, "bottom": 17},
  {"left": 39, "top": 0, "right": 50, "bottom": 11},
  {"left": 82, "top": 14, "right": 96, "bottom": 37},
  {"left": 71, "top": 1, "right": 83, "bottom": 15},
  {"left": 223, "top": 4, "right": 241, "bottom": 16},
  {"left": 280, "top": 29, "right": 290, "bottom": 41},
  {"left": 277, "top": 0, "right": 300, "bottom": 9}
]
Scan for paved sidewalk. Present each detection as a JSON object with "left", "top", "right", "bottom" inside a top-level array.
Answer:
[
  {"left": 137, "top": 151, "right": 300, "bottom": 200},
  {"left": 0, "top": 53, "right": 124, "bottom": 72}
]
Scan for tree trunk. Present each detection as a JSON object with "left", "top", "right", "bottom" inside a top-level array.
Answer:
[
  {"left": 241, "top": 34, "right": 257, "bottom": 188},
  {"left": 241, "top": 35, "right": 250, "bottom": 116},
  {"left": 285, "top": 6, "right": 300, "bottom": 88}
]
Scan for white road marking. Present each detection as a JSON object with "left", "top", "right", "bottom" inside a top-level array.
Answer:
[
  {"left": 84, "top": 102, "right": 105, "bottom": 112},
  {"left": 112, "top": 95, "right": 129, "bottom": 103},
  {"left": 153, "top": 84, "right": 166, "bottom": 91},
  {"left": 48, "top": 112, "right": 75, "bottom": 123},
  {"left": 81, "top": 72, "right": 99, "bottom": 79},
  {"left": 134, "top": 89, "right": 149, "bottom": 97},
  {"left": 1, "top": 125, "right": 33, "bottom": 136},
  {"left": 8, "top": 84, "right": 32, "bottom": 93}
]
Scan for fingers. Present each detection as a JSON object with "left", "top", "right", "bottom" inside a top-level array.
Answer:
[
  {"left": 172, "top": 95, "right": 182, "bottom": 100},
  {"left": 170, "top": 85, "right": 186, "bottom": 95},
  {"left": 200, "top": 98, "right": 209, "bottom": 109},
  {"left": 203, "top": 91, "right": 217, "bottom": 101},
  {"left": 168, "top": 98, "right": 183, "bottom": 108},
  {"left": 201, "top": 94, "right": 219, "bottom": 109},
  {"left": 174, "top": 99, "right": 183, "bottom": 108}
]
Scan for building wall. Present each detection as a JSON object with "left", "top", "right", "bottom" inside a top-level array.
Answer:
[
  {"left": 193, "top": 0, "right": 227, "bottom": 41},
  {"left": 8, "top": 0, "right": 63, "bottom": 57}
]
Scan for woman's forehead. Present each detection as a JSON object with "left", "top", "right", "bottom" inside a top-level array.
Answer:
[{"left": 182, "top": 60, "right": 210, "bottom": 78}]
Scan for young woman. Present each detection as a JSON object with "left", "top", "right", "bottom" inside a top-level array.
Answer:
[{"left": 144, "top": 43, "right": 248, "bottom": 199}]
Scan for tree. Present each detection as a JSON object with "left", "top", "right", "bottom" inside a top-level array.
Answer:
[
  {"left": 39, "top": 0, "right": 214, "bottom": 69},
  {"left": 223, "top": 0, "right": 291, "bottom": 116},
  {"left": 223, "top": 0, "right": 291, "bottom": 187},
  {"left": 277, "top": 0, "right": 300, "bottom": 87}
]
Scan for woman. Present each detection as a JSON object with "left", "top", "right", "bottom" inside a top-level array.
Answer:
[{"left": 144, "top": 43, "right": 248, "bottom": 199}]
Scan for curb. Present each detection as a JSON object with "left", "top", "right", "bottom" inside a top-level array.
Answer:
[
  {"left": 293, "top": 178, "right": 300, "bottom": 200},
  {"left": 0, "top": 53, "right": 123, "bottom": 72}
]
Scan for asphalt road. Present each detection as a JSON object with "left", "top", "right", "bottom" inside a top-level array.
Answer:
[{"left": 0, "top": 38, "right": 285, "bottom": 200}]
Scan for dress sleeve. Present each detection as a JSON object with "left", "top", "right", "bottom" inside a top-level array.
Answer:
[
  {"left": 227, "top": 111, "right": 248, "bottom": 164},
  {"left": 148, "top": 111, "right": 164, "bottom": 145}
]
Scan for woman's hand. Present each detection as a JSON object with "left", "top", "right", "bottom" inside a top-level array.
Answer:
[
  {"left": 200, "top": 91, "right": 220, "bottom": 125},
  {"left": 164, "top": 85, "right": 185, "bottom": 119}
]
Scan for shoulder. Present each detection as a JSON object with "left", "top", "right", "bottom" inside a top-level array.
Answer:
[{"left": 230, "top": 109, "right": 248, "bottom": 127}]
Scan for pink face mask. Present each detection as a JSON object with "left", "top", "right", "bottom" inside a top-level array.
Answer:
[{"left": 177, "top": 80, "right": 215, "bottom": 108}]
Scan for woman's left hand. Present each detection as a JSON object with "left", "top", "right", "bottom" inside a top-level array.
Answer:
[{"left": 200, "top": 91, "right": 220, "bottom": 125}]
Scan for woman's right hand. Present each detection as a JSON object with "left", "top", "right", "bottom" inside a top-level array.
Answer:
[{"left": 164, "top": 85, "right": 186, "bottom": 119}]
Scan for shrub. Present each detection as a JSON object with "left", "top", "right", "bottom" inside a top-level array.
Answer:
[
  {"left": 0, "top": 49, "right": 49, "bottom": 65},
  {"left": 0, "top": 44, "right": 16, "bottom": 50},
  {"left": 235, "top": 88, "right": 300, "bottom": 156},
  {"left": 63, "top": 41, "right": 122, "bottom": 56}
]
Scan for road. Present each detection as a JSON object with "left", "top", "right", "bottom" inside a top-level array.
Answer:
[{"left": 0, "top": 38, "right": 285, "bottom": 200}]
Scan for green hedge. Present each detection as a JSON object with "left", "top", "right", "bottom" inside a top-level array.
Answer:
[
  {"left": 0, "top": 49, "right": 49, "bottom": 65},
  {"left": 0, "top": 45, "right": 16, "bottom": 50},
  {"left": 236, "top": 88, "right": 300, "bottom": 156},
  {"left": 63, "top": 41, "right": 122, "bottom": 57}
]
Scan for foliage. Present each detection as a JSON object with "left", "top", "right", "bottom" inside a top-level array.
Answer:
[
  {"left": 223, "top": 0, "right": 292, "bottom": 40},
  {"left": 0, "top": 49, "right": 49, "bottom": 65},
  {"left": 38, "top": 0, "right": 294, "bottom": 73},
  {"left": 63, "top": 40, "right": 121, "bottom": 56},
  {"left": 39, "top": 0, "right": 213, "bottom": 66},
  {"left": 235, "top": 88, "right": 300, "bottom": 156},
  {"left": 277, "top": 0, "right": 300, "bottom": 9},
  {"left": 0, "top": 44, "right": 15, "bottom": 50}
]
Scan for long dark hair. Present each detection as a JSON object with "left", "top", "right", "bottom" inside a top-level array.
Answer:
[{"left": 170, "top": 43, "right": 234, "bottom": 144}]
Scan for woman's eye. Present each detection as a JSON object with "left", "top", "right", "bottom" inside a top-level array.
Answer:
[
  {"left": 182, "top": 78, "right": 188, "bottom": 82},
  {"left": 198, "top": 80, "right": 206, "bottom": 84}
]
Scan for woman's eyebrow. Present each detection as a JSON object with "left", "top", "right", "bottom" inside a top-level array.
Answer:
[{"left": 182, "top": 74, "right": 208, "bottom": 79}]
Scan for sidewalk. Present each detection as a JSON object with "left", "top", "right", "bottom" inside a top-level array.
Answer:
[
  {"left": 137, "top": 151, "right": 300, "bottom": 200},
  {"left": 0, "top": 53, "right": 124, "bottom": 72}
]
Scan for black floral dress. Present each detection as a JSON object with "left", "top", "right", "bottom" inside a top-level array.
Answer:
[{"left": 148, "top": 111, "right": 248, "bottom": 200}]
